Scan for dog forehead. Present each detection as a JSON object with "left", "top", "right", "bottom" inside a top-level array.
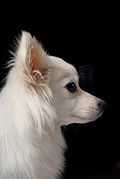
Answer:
[
  {"left": 48, "top": 56, "right": 78, "bottom": 82},
  {"left": 48, "top": 56, "right": 77, "bottom": 73}
]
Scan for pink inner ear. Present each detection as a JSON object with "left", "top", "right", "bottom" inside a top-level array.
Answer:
[
  {"left": 24, "top": 46, "right": 38, "bottom": 75},
  {"left": 24, "top": 44, "right": 48, "bottom": 85},
  {"left": 29, "top": 47, "right": 37, "bottom": 72},
  {"left": 24, "top": 46, "right": 43, "bottom": 86}
]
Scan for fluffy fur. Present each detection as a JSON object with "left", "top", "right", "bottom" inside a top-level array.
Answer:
[{"left": 0, "top": 31, "right": 106, "bottom": 179}]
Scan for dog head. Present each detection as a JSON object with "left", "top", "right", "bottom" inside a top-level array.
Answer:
[
  {"left": 47, "top": 56, "right": 107, "bottom": 125},
  {"left": 9, "top": 31, "right": 106, "bottom": 127}
]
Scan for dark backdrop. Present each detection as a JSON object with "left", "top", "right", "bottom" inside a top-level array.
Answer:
[{"left": 0, "top": 3, "right": 119, "bottom": 179}]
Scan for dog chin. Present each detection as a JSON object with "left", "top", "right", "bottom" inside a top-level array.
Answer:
[{"left": 71, "top": 112, "right": 103, "bottom": 124}]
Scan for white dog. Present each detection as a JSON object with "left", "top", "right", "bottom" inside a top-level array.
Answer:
[{"left": 0, "top": 32, "right": 106, "bottom": 179}]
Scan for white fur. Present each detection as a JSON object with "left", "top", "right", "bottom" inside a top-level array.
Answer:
[{"left": 0, "top": 31, "right": 105, "bottom": 179}]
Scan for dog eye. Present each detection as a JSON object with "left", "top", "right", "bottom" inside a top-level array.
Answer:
[{"left": 66, "top": 82, "right": 76, "bottom": 93}]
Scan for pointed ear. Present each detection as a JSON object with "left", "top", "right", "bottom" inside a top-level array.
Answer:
[{"left": 16, "top": 31, "right": 49, "bottom": 87}]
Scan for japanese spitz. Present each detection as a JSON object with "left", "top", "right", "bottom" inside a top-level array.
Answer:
[{"left": 0, "top": 32, "right": 106, "bottom": 179}]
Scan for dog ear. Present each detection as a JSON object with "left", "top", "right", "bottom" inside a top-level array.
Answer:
[{"left": 16, "top": 31, "right": 49, "bottom": 87}]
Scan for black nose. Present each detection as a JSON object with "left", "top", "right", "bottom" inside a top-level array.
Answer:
[{"left": 98, "top": 101, "right": 107, "bottom": 111}]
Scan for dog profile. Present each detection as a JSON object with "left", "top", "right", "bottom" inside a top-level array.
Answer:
[{"left": 0, "top": 31, "right": 106, "bottom": 179}]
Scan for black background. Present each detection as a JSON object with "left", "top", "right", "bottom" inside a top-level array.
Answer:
[{"left": 0, "top": 2, "right": 119, "bottom": 179}]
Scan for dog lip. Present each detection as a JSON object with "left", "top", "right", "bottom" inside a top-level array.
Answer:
[{"left": 97, "top": 111, "right": 103, "bottom": 118}]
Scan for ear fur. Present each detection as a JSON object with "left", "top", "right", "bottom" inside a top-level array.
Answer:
[
  {"left": 13, "top": 32, "right": 56, "bottom": 131},
  {"left": 15, "top": 31, "right": 49, "bottom": 88}
]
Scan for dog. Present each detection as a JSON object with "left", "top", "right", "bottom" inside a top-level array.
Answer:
[{"left": 0, "top": 31, "right": 107, "bottom": 179}]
